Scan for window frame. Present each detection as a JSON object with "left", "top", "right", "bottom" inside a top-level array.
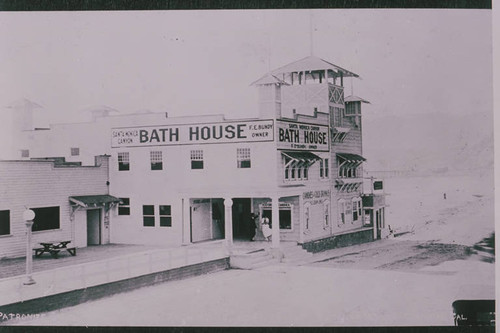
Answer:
[
  {"left": 236, "top": 148, "right": 251, "bottom": 168},
  {"left": 338, "top": 199, "right": 346, "bottom": 226},
  {"left": 261, "top": 203, "right": 294, "bottom": 231},
  {"left": 118, "top": 152, "right": 130, "bottom": 171},
  {"left": 150, "top": 150, "right": 163, "bottom": 171},
  {"left": 190, "top": 150, "right": 204, "bottom": 169},
  {"left": 70, "top": 147, "right": 80, "bottom": 156},
  {"left": 0, "top": 210, "right": 10, "bottom": 236},
  {"left": 32, "top": 206, "right": 60, "bottom": 232},
  {"left": 118, "top": 198, "right": 130, "bottom": 215},
  {"left": 352, "top": 197, "right": 362, "bottom": 223},
  {"left": 159, "top": 205, "right": 172, "bottom": 227},
  {"left": 142, "top": 205, "right": 155, "bottom": 227}
]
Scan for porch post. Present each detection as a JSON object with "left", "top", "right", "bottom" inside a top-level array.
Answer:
[
  {"left": 182, "top": 198, "right": 191, "bottom": 245},
  {"left": 271, "top": 195, "right": 280, "bottom": 248},
  {"left": 299, "top": 193, "right": 304, "bottom": 244},
  {"left": 224, "top": 198, "right": 233, "bottom": 247}
]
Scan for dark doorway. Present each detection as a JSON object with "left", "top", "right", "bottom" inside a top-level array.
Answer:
[
  {"left": 87, "top": 209, "right": 101, "bottom": 245},
  {"left": 232, "top": 198, "right": 252, "bottom": 241}
]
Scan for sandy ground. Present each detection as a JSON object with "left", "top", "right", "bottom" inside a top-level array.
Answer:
[
  {"left": 6, "top": 257, "right": 494, "bottom": 327},
  {"left": 384, "top": 173, "right": 494, "bottom": 246},
  {"left": 4, "top": 173, "right": 496, "bottom": 327}
]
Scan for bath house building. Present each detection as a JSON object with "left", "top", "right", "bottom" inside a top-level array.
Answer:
[{"left": 5, "top": 56, "right": 386, "bottom": 255}]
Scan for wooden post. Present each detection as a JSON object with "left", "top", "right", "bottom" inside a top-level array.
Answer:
[{"left": 271, "top": 196, "right": 280, "bottom": 249}]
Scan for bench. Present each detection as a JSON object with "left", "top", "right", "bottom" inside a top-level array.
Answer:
[{"left": 33, "top": 247, "right": 60, "bottom": 258}]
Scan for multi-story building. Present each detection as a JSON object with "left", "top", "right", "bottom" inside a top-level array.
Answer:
[{"left": 3, "top": 55, "right": 386, "bottom": 256}]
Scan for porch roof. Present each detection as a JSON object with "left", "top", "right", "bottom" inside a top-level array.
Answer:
[{"left": 69, "top": 195, "right": 121, "bottom": 208}]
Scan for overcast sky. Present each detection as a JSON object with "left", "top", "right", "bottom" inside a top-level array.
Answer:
[{"left": 0, "top": 9, "right": 492, "bottom": 125}]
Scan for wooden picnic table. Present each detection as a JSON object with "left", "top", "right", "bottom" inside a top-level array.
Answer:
[{"left": 34, "top": 241, "right": 77, "bottom": 258}]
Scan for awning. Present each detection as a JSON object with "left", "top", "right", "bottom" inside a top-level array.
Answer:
[
  {"left": 336, "top": 153, "right": 366, "bottom": 163},
  {"left": 69, "top": 195, "right": 121, "bottom": 208},
  {"left": 282, "top": 151, "right": 321, "bottom": 165}
]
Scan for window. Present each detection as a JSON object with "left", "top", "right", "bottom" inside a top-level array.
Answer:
[
  {"left": 191, "top": 150, "right": 204, "bottom": 169},
  {"left": 70, "top": 147, "right": 80, "bottom": 156},
  {"left": 118, "top": 152, "right": 130, "bottom": 171},
  {"left": 323, "top": 201, "right": 330, "bottom": 228},
  {"left": 237, "top": 148, "right": 251, "bottom": 168},
  {"left": 143, "top": 205, "right": 155, "bottom": 227},
  {"left": 32, "top": 206, "right": 60, "bottom": 232},
  {"left": 352, "top": 198, "right": 362, "bottom": 222},
  {"left": 150, "top": 151, "right": 163, "bottom": 170},
  {"left": 331, "top": 107, "right": 343, "bottom": 127},
  {"left": 0, "top": 210, "right": 10, "bottom": 236},
  {"left": 159, "top": 205, "right": 172, "bottom": 227},
  {"left": 118, "top": 198, "right": 130, "bottom": 215},
  {"left": 261, "top": 203, "right": 292, "bottom": 230},
  {"left": 338, "top": 158, "right": 359, "bottom": 178},
  {"left": 304, "top": 204, "right": 310, "bottom": 230},
  {"left": 20, "top": 149, "right": 29, "bottom": 158},
  {"left": 320, "top": 158, "right": 329, "bottom": 179},
  {"left": 338, "top": 200, "right": 346, "bottom": 225},
  {"left": 283, "top": 156, "right": 309, "bottom": 182}
]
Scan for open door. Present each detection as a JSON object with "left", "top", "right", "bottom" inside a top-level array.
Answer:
[{"left": 87, "top": 209, "right": 101, "bottom": 245}]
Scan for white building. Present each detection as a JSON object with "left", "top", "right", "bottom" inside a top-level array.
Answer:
[{"left": 3, "top": 56, "right": 386, "bottom": 256}]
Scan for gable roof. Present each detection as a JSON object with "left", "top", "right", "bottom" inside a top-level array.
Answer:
[{"left": 269, "top": 55, "right": 359, "bottom": 78}]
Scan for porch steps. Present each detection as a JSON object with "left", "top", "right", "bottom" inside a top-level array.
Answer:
[
  {"left": 280, "top": 244, "right": 314, "bottom": 264},
  {"left": 229, "top": 249, "right": 280, "bottom": 270}
]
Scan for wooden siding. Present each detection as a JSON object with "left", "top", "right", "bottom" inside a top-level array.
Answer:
[{"left": 0, "top": 156, "right": 109, "bottom": 258}]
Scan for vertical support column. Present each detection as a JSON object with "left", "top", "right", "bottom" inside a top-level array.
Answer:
[
  {"left": 271, "top": 196, "right": 280, "bottom": 249},
  {"left": 182, "top": 198, "right": 191, "bottom": 245},
  {"left": 224, "top": 198, "right": 233, "bottom": 248},
  {"left": 299, "top": 194, "right": 304, "bottom": 244}
]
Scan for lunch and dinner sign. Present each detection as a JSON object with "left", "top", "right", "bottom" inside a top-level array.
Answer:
[{"left": 111, "top": 120, "right": 274, "bottom": 147}]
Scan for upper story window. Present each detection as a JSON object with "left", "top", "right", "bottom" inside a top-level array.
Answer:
[
  {"left": 118, "top": 152, "right": 130, "bottom": 171},
  {"left": 71, "top": 147, "right": 80, "bottom": 156},
  {"left": 331, "top": 107, "right": 344, "bottom": 127},
  {"left": 20, "top": 149, "right": 29, "bottom": 158},
  {"left": 150, "top": 151, "right": 163, "bottom": 170},
  {"left": 118, "top": 198, "right": 130, "bottom": 215},
  {"left": 0, "top": 210, "right": 10, "bottom": 236},
  {"left": 191, "top": 150, "right": 204, "bottom": 169},
  {"left": 320, "top": 158, "right": 329, "bottom": 179},
  {"left": 282, "top": 152, "right": 318, "bottom": 182},
  {"left": 337, "top": 154, "right": 365, "bottom": 179},
  {"left": 32, "top": 206, "right": 60, "bottom": 232},
  {"left": 237, "top": 148, "right": 251, "bottom": 168}
]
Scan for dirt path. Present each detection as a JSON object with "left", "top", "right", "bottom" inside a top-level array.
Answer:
[{"left": 309, "top": 239, "right": 472, "bottom": 272}]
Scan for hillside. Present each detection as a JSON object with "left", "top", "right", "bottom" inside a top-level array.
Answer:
[{"left": 361, "top": 111, "right": 493, "bottom": 174}]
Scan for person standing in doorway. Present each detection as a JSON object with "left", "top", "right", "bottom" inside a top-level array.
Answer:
[{"left": 261, "top": 217, "right": 272, "bottom": 241}]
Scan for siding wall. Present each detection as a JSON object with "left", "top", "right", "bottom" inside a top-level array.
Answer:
[{"left": 0, "top": 156, "right": 109, "bottom": 258}]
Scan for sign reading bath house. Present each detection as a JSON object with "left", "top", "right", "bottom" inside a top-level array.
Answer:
[
  {"left": 276, "top": 120, "right": 329, "bottom": 152},
  {"left": 111, "top": 120, "right": 274, "bottom": 147}
]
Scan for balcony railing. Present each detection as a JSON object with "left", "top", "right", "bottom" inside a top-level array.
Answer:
[{"left": 328, "top": 84, "right": 344, "bottom": 105}]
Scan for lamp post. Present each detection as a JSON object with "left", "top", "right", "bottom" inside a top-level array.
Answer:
[{"left": 23, "top": 208, "right": 36, "bottom": 285}]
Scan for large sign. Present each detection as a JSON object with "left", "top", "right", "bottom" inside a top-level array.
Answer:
[
  {"left": 111, "top": 119, "right": 274, "bottom": 148},
  {"left": 276, "top": 120, "right": 329, "bottom": 152}
]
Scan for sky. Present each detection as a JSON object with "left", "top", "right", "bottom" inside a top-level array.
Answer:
[{"left": 0, "top": 9, "right": 492, "bottom": 125}]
